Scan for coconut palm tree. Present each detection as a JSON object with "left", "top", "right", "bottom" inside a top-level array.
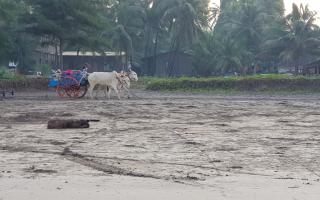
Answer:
[
  {"left": 111, "top": 24, "right": 133, "bottom": 69},
  {"left": 265, "top": 3, "right": 320, "bottom": 74},
  {"left": 214, "top": 37, "right": 253, "bottom": 75},
  {"left": 217, "top": 0, "right": 265, "bottom": 58},
  {"left": 143, "top": 0, "right": 178, "bottom": 68},
  {"left": 192, "top": 32, "right": 219, "bottom": 76},
  {"left": 166, "top": 0, "right": 209, "bottom": 50},
  {"left": 194, "top": 32, "right": 253, "bottom": 76},
  {"left": 111, "top": 0, "right": 176, "bottom": 69},
  {"left": 164, "top": 0, "right": 210, "bottom": 76}
]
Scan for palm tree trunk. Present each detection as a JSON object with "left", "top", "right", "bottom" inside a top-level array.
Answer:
[
  {"left": 168, "top": 37, "right": 178, "bottom": 77},
  {"left": 294, "top": 65, "right": 298, "bottom": 75},
  {"left": 170, "top": 36, "right": 181, "bottom": 77},
  {"left": 55, "top": 44, "right": 58, "bottom": 69},
  {"left": 144, "top": 26, "right": 152, "bottom": 57},
  {"left": 125, "top": 46, "right": 128, "bottom": 70},
  {"left": 59, "top": 38, "right": 64, "bottom": 70},
  {"left": 153, "top": 30, "right": 159, "bottom": 71},
  {"left": 119, "top": 49, "right": 124, "bottom": 71}
]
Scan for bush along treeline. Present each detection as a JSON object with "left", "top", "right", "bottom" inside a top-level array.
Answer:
[
  {"left": 0, "top": 78, "right": 49, "bottom": 90},
  {"left": 0, "top": 0, "right": 320, "bottom": 77},
  {"left": 145, "top": 75, "right": 320, "bottom": 92}
]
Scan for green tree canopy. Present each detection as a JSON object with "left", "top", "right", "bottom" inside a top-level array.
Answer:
[
  {"left": 24, "top": 0, "right": 111, "bottom": 69},
  {"left": 265, "top": 3, "right": 320, "bottom": 74}
]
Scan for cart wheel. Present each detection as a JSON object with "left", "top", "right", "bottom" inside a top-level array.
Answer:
[
  {"left": 58, "top": 76, "right": 79, "bottom": 98},
  {"left": 66, "top": 85, "right": 81, "bottom": 98},
  {"left": 77, "top": 85, "right": 88, "bottom": 98},
  {"left": 56, "top": 86, "right": 67, "bottom": 98}
]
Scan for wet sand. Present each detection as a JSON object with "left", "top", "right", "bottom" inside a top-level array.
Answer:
[{"left": 1, "top": 90, "right": 320, "bottom": 199}]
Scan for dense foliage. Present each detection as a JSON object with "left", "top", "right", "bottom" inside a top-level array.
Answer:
[
  {"left": 0, "top": 0, "right": 320, "bottom": 76},
  {"left": 194, "top": 0, "right": 320, "bottom": 76}
]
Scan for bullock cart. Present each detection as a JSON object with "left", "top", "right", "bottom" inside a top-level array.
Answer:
[{"left": 49, "top": 69, "right": 88, "bottom": 99}]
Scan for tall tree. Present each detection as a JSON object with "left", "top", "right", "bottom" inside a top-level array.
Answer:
[
  {"left": 193, "top": 32, "right": 252, "bottom": 76},
  {"left": 110, "top": 0, "right": 187, "bottom": 68},
  {"left": 167, "top": 0, "right": 210, "bottom": 49},
  {"left": 265, "top": 3, "right": 320, "bottom": 74},
  {"left": 24, "top": 0, "right": 110, "bottom": 69},
  {"left": 0, "top": 0, "right": 20, "bottom": 63},
  {"left": 108, "top": 0, "right": 211, "bottom": 74},
  {"left": 0, "top": 0, "right": 38, "bottom": 72},
  {"left": 164, "top": 0, "right": 210, "bottom": 76},
  {"left": 110, "top": 0, "right": 150, "bottom": 68},
  {"left": 257, "top": 0, "right": 285, "bottom": 41},
  {"left": 211, "top": 0, "right": 264, "bottom": 73},
  {"left": 208, "top": 0, "right": 289, "bottom": 75}
]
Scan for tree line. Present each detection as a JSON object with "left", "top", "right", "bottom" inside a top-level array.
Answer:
[
  {"left": 195, "top": 0, "right": 320, "bottom": 76},
  {"left": 0, "top": 0, "right": 320, "bottom": 76}
]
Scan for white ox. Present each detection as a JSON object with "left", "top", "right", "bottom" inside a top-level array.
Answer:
[
  {"left": 88, "top": 70, "right": 138, "bottom": 100},
  {"left": 94, "top": 74, "right": 130, "bottom": 99},
  {"left": 108, "top": 70, "right": 138, "bottom": 98}
]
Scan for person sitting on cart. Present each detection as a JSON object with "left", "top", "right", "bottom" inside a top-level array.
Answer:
[{"left": 81, "top": 66, "right": 88, "bottom": 76}]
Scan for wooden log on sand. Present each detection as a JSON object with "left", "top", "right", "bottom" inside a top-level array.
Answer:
[{"left": 47, "top": 119, "right": 99, "bottom": 129}]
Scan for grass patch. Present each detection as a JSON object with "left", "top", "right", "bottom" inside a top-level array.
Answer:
[
  {"left": 143, "top": 75, "right": 320, "bottom": 94},
  {"left": 0, "top": 77, "right": 49, "bottom": 90},
  {"left": 131, "top": 76, "right": 163, "bottom": 89},
  {"left": 3, "top": 74, "right": 320, "bottom": 94}
]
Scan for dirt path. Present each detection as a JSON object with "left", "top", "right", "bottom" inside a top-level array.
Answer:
[{"left": 1, "top": 90, "right": 320, "bottom": 199}]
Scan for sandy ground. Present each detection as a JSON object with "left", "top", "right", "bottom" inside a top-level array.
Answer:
[{"left": 1, "top": 90, "right": 320, "bottom": 200}]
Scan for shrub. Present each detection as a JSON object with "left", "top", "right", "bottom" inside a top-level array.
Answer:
[
  {"left": 145, "top": 75, "right": 320, "bottom": 92},
  {"left": 0, "top": 66, "right": 15, "bottom": 79},
  {"left": 0, "top": 76, "right": 49, "bottom": 90}
]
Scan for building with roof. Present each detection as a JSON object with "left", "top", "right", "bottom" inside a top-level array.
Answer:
[{"left": 62, "top": 51, "right": 125, "bottom": 72}]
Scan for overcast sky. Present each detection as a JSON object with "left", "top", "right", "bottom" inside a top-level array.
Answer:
[{"left": 210, "top": 0, "right": 320, "bottom": 15}]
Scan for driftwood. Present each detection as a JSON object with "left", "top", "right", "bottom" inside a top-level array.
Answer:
[{"left": 47, "top": 119, "right": 100, "bottom": 129}]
